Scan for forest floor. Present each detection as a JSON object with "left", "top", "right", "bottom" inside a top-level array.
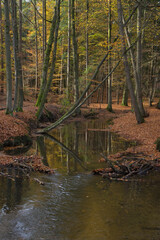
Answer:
[{"left": 0, "top": 92, "right": 160, "bottom": 179}]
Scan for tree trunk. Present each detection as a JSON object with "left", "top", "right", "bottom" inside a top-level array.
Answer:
[
  {"left": 38, "top": 54, "right": 121, "bottom": 133},
  {"left": 42, "top": 0, "right": 46, "bottom": 63},
  {"left": 11, "top": 0, "right": 19, "bottom": 110},
  {"left": 116, "top": 85, "right": 120, "bottom": 104},
  {"left": 86, "top": 0, "right": 89, "bottom": 103},
  {"left": 60, "top": 39, "right": 63, "bottom": 94},
  {"left": 66, "top": 0, "right": 71, "bottom": 99},
  {"left": 136, "top": 2, "right": 145, "bottom": 116},
  {"left": 36, "top": 0, "right": 61, "bottom": 120},
  {"left": 121, "top": 81, "right": 128, "bottom": 106},
  {"left": 11, "top": 0, "right": 23, "bottom": 111},
  {"left": 18, "top": 0, "right": 23, "bottom": 110},
  {"left": 36, "top": 4, "right": 58, "bottom": 107},
  {"left": 117, "top": 0, "right": 144, "bottom": 124},
  {"left": 4, "top": 0, "right": 12, "bottom": 114},
  {"left": 107, "top": 0, "right": 112, "bottom": 112},
  {"left": 34, "top": 0, "right": 38, "bottom": 96},
  {"left": 72, "top": 0, "right": 80, "bottom": 114},
  {"left": 0, "top": 0, "right": 4, "bottom": 93},
  {"left": 149, "top": 59, "right": 157, "bottom": 106}
]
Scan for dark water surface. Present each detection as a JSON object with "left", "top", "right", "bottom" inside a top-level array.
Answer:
[{"left": 0, "top": 120, "right": 160, "bottom": 240}]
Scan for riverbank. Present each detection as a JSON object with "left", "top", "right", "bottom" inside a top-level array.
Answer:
[
  {"left": 86, "top": 102, "right": 160, "bottom": 161},
  {"left": 0, "top": 98, "right": 160, "bottom": 178},
  {"left": 0, "top": 100, "right": 61, "bottom": 175}
]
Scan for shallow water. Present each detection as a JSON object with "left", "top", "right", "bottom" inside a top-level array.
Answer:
[{"left": 0, "top": 120, "right": 160, "bottom": 240}]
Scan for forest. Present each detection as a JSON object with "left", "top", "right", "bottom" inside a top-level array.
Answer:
[
  {"left": 1, "top": 0, "right": 160, "bottom": 120},
  {"left": 0, "top": 0, "right": 160, "bottom": 239}
]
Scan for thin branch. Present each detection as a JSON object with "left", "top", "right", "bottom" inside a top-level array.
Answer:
[{"left": 30, "top": 0, "right": 52, "bottom": 23}]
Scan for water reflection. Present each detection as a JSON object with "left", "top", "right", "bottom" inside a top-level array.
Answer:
[
  {"left": 0, "top": 120, "right": 159, "bottom": 240},
  {"left": 35, "top": 120, "right": 133, "bottom": 174}
]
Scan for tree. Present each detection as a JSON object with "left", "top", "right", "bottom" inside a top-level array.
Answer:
[
  {"left": 11, "top": 0, "right": 23, "bottom": 111},
  {"left": 36, "top": 0, "right": 61, "bottom": 120},
  {"left": 34, "top": 0, "right": 38, "bottom": 95},
  {"left": 107, "top": 0, "right": 112, "bottom": 112},
  {"left": 0, "top": 0, "right": 4, "bottom": 93},
  {"left": 72, "top": 0, "right": 80, "bottom": 113},
  {"left": 4, "top": 0, "right": 12, "bottom": 114},
  {"left": 42, "top": 0, "right": 47, "bottom": 62},
  {"left": 66, "top": 0, "right": 71, "bottom": 98},
  {"left": 136, "top": 1, "right": 146, "bottom": 116},
  {"left": 117, "top": 0, "right": 144, "bottom": 124},
  {"left": 36, "top": 3, "right": 58, "bottom": 107}
]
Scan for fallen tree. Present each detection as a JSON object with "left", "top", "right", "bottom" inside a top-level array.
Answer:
[
  {"left": 37, "top": 3, "right": 145, "bottom": 133},
  {"left": 38, "top": 35, "right": 141, "bottom": 133}
]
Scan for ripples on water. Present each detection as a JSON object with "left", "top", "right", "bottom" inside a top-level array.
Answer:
[{"left": 0, "top": 120, "right": 160, "bottom": 240}]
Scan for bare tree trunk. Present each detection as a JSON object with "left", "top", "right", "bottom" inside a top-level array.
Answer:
[
  {"left": 117, "top": 0, "right": 144, "bottom": 124},
  {"left": 42, "top": 0, "right": 46, "bottom": 63},
  {"left": 0, "top": 0, "right": 4, "bottom": 93},
  {"left": 4, "top": 0, "right": 12, "bottom": 114},
  {"left": 122, "top": 81, "right": 128, "bottom": 106},
  {"left": 116, "top": 85, "right": 120, "bottom": 104},
  {"left": 11, "top": 0, "right": 23, "bottom": 111},
  {"left": 36, "top": 4, "right": 58, "bottom": 107},
  {"left": 72, "top": 0, "right": 80, "bottom": 114},
  {"left": 36, "top": 0, "right": 61, "bottom": 120},
  {"left": 34, "top": 0, "right": 38, "bottom": 96},
  {"left": 11, "top": 0, "right": 19, "bottom": 110},
  {"left": 86, "top": 0, "right": 89, "bottom": 102},
  {"left": 136, "top": 2, "right": 145, "bottom": 116},
  {"left": 66, "top": 0, "right": 71, "bottom": 99},
  {"left": 107, "top": 0, "right": 112, "bottom": 112},
  {"left": 149, "top": 59, "right": 157, "bottom": 106},
  {"left": 60, "top": 39, "right": 63, "bottom": 94},
  {"left": 18, "top": 0, "right": 23, "bottom": 110}
]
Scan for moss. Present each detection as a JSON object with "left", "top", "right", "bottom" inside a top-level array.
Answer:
[{"left": 3, "top": 135, "right": 32, "bottom": 148}]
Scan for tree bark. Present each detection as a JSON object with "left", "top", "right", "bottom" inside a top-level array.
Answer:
[
  {"left": 4, "top": 0, "right": 12, "bottom": 114},
  {"left": 66, "top": 0, "right": 71, "bottom": 99},
  {"left": 36, "top": 3, "right": 58, "bottom": 107},
  {"left": 0, "top": 0, "right": 4, "bottom": 93},
  {"left": 18, "top": 0, "right": 23, "bottom": 110},
  {"left": 117, "top": 0, "right": 144, "bottom": 124},
  {"left": 42, "top": 0, "right": 46, "bottom": 63},
  {"left": 36, "top": 0, "right": 61, "bottom": 120},
  {"left": 86, "top": 0, "right": 89, "bottom": 102},
  {"left": 11, "top": 0, "right": 23, "bottom": 111},
  {"left": 149, "top": 59, "right": 157, "bottom": 106},
  {"left": 136, "top": 2, "right": 145, "bottom": 116},
  {"left": 34, "top": 0, "right": 38, "bottom": 96},
  {"left": 121, "top": 81, "right": 128, "bottom": 106},
  {"left": 72, "top": 0, "right": 80, "bottom": 113},
  {"left": 107, "top": 0, "right": 112, "bottom": 112}
]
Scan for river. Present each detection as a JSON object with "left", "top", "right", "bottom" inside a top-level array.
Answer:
[{"left": 0, "top": 120, "right": 160, "bottom": 240}]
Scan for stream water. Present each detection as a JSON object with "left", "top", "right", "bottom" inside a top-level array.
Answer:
[{"left": 0, "top": 120, "right": 160, "bottom": 240}]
